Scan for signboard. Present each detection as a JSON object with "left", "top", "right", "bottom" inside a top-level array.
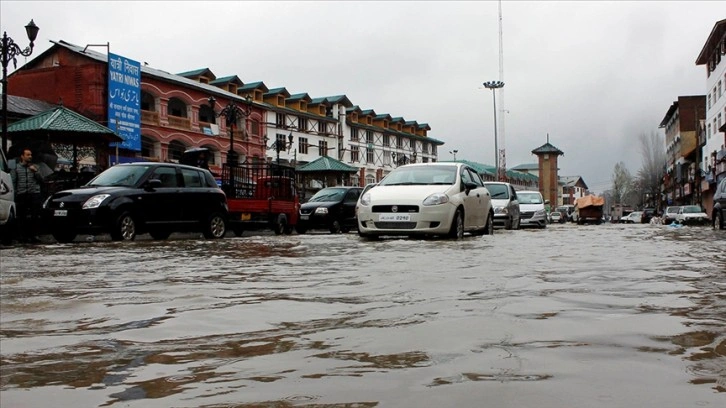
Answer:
[{"left": 108, "top": 53, "right": 141, "bottom": 151}]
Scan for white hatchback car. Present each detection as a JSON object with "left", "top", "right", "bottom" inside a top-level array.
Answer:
[{"left": 356, "top": 162, "right": 493, "bottom": 239}]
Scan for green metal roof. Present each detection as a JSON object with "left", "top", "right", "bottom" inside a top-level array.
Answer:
[
  {"left": 210, "top": 75, "right": 243, "bottom": 86},
  {"left": 297, "top": 156, "right": 359, "bottom": 173},
  {"left": 177, "top": 67, "right": 215, "bottom": 79},
  {"left": 531, "top": 142, "right": 564, "bottom": 156},
  {"left": 238, "top": 81, "right": 268, "bottom": 92},
  {"left": 9, "top": 106, "right": 116, "bottom": 135}
]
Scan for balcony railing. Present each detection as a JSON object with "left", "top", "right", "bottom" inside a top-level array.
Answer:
[
  {"left": 168, "top": 116, "right": 191, "bottom": 130},
  {"left": 141, "top": 110, "right": 159, "bottom": 125}
]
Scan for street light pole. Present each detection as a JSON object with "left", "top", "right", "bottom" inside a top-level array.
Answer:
[
  {"left": 208, "top": 95, "right": 252, "bottom": 197},
  {"left": 449, "top": 149, "right": 458, "bottom": 160},
  {"left": 483, "top": 80, "right": 504, "bottom": 181},
  {"left": 1, "top": 19, "right": 39, "bottom": 155}
]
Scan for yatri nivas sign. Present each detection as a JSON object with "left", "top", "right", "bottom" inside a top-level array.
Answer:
[{"left": 108, "top": 53, "right": 141, "bottom": 151}]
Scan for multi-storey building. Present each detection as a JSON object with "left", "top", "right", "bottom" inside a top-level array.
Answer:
[
  {"left": 7, "top": 40, "right": 443, "bottom": 186},
  {"left": 696, "top": 18, "right": 726, "bottom": 215},
  {"left": 659, "top": 96, "right": 706, "bottom": 207}
]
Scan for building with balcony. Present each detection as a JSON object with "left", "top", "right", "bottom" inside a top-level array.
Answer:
[
  {"left": 696, "top": 18, "right": 726, "bottom": 215},
  {"left": 659, "top": 96, "right": 707, "bottom": 207},
  {"left": 6, "top": 40, "right": 444, "bottom": 189}
]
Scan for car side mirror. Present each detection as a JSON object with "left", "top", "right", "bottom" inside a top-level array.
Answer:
[
  {"left": 464, "top": 181, "right": 478, "bottom": 195},
  {"left": 145, "top": 179, "right": 162, "bottom": 190}
]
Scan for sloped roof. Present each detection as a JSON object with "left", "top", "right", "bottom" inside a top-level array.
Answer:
[
  {"left": 297, "top": 156, "right": 359, "bottom": 173},
  {"left": 288, "top": 93, "right": 312, "bottom": 102},
  {"left": 210, "top": 75, "right": 244, "bottom": 86},
  {"left": 696, "top": 18, "right": 726, "bottom": 65},
  {"left": 323, "top": 95, "right": 353, "bottom": 107},
  {"left": 8, "top": 106, "right": 122, "bottom": 144},
  {"left": 177, "top": 67, "right": 216, "bottom": 80},
  {"left": 0, "top": 95, "right": 56, "bottom": 117},
  {"left": 510, "top": 163, "right": 538, "bottom": 171},
  {"left": 266, "top": 87, "right": 291, "bottom": 98},
  {"left": 238, "top": 81, "right": 268, "bottom": 93},
  {"left": 531, "top": 142, "right": 564, "bottom": 156}
]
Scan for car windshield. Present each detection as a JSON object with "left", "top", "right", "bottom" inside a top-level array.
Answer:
[
  {"left": 484, "top": 183, "right": 509, "bottom": 199},
  {"left": 667, "top": 207, "right": 679, "bottom": 214},
  {"left": 380, "top": 165, "right": 457, "bottom": 186},
  {"left": 518, "top": 192, "right": 543, "bottom": 204},
  {"left": 309, "top": 188, "right": 347, "bottom": 202},
  {"left": 682, "top": 205, "right": 702, "bottom": 213},
  {"left": 87, "top": 165, "right": 150, "bottom": 187}
]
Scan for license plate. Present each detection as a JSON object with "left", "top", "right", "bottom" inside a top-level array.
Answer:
[
  {"left": 379, "top": 213, "right": 410, "bottom": 222},
  {"left": 300, "top": 215, "right": 309, "bottom": 220},
  {"left": 54, "top": 210, "right": 68, "bottom": 217},
  {"left": 240, "top": 213, "right": 251, "bottom": 221}
]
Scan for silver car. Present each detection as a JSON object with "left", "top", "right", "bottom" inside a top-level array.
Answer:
[
  {"left": 356, "top": 162, "right": 494, "bottom": 239},
  {"left": 483, "top": 181, "right": 520, "bottom": 230}
]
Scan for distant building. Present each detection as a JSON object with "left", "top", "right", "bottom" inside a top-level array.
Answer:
[{"left": 531, "top": 138, "right": 564, "bottom": 208}]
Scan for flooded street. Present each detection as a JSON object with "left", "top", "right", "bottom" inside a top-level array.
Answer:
[{"left": 1, "top": 223, "right": 725, "bottom": 407}]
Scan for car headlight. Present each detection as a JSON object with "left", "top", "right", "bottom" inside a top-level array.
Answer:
[
  {"left": 494, "top": 206, "right": 508, "bottom": 214},
  {"left": 360, "top": 192, "right": 371, "bottom": 206},
  {"left": 83, "top": 194, "right": 110, "bottom": 209},
  {"left": 315, "top": 207, "right": 328, "bottom": 214},
  {"left": 423, "top": 193, "right": 449, "bottom": 206},
  {"left": 535, "top": 209, "right": 547, "bottom": 217}
]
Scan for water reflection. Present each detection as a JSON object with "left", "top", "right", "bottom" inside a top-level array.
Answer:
[{"left": 1, "top": 224, "right": 724, "bottom": 406}]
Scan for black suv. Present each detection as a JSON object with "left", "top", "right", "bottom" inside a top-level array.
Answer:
[
  {"left": 713, "top": 178, "right": 726, "bottom": 230},
  {"left": 641, "top": 208, "right": 656, "bottom": 224},
  {"left": 43, "top": 162, "right": 228, "bottom": 242},
  {"left": 296, "top": 186, "right": 363, "bottom": 234}
]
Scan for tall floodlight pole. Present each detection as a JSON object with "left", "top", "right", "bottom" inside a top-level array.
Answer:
[
  {"left": 483, "top": 80, "right": 504, "bottom": 180},
  {"left": 1, "top": 19, "right": 40, "bottom": 154}
]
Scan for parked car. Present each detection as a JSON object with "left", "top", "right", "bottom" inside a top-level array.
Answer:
[
  {"left": 549, "top": 211, "right": 563, "bottom": 224},
  {"left": 356, "top": 162, "right": 493, "bottom": 239},
  {"left": 483, "top": 181, "right": 520, "bottom": 229},
  {"left": 621, "top": 211, "right": 643, "bottom": 224},
  {"left": 713, "top": 178, "right": 726, "bottom": 230},
  {"left": 663, "top": 206, "right": 681, "bottom": 224},
  {"left": 675, "top": 205, "right": 709, "bottom": 226},
  {"left": 556, "top": 204, "right": 575, "bottom": 222},
  {"left": 296, "top": 186, "right": 363, "bottom": 234},
  {"left": 0, "top": 148, "right": 16, "bottom": 245},
  {"left": 43, "top": 162, "right": 228, "bottom": 242},
  {"left": 517, "top": 190, "right": 548, "bottom": 228}
]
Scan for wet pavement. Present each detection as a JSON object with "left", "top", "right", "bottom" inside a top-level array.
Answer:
[{"left": 1, "top": 223, "right": 725, "bottom": 407}]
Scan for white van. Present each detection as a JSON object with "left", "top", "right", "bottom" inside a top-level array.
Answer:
[
  {"left": 0, "top": 149, "right": 16, "bottom": 245},
  {"left": 517, "top": 190, "right": 547, "bottom": 228}
]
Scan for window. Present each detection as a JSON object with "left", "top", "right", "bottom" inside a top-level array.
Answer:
[
  {"left": 383, "top": 134, "right": 390, "bottom": 146},
  {"left": 366, "top": 147, "right": 374, "bottom": 163},
  {"left": 719, "top": 112, "right": 723, "bottom": 129},
  {"left": 181, "top": 168, "right": 203, "bottom": 187},
  {"left": 140, "top": 91, "right": 155, "bottom": 111},
  {"left": 251, "top": 120, "right": 260, "bottom": 136},
  {"left": 276, "top": 113, "right": 285, "bottom": 127},
  {"left": 198, "top": 105, "right": 216, "bottom": 124},
  {"left": 319, "top": 140, "right": 329, "bottom": 157},
  {"left": 298, "top": 116, "right": 307, "bottom": 132},
  {"left": 397, "top": 136, "right": 403, "bottom": 148},
  {"left": 384, "top": 151, "right": 391, "bottom": 166},
  {"left": 141, "top": 136, "right": 156, "bottom": 158},
  {"left": 168, "top": 98, "right": 187, "bottom": 118},
  {"left": 299, "top": 137, "right": 309, "bottom": 154},
  {"left": 351, "top": 128, "right": 359, "bottom": 141},
  {"left": 152, "top": 166, "right": 179, "bottom": 187},
  {"left": 719, "top": 81, "right": 723, "bottom": 98},
  {"left": 366, "top": 130, "right": 374, "bottom": 144},
  {"left": 708, "top": 93, "right": 712, "bottom": 109},
  {"left": 351, "top": 146, "right": 359, "bottom": 162},
  {"left": 319, "top": 121, "right": 327, "bottom": 134}
]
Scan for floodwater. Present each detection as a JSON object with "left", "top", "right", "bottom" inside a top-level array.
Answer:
[{"left": 1, "top": 223, "right": 725, "bottom": 408}]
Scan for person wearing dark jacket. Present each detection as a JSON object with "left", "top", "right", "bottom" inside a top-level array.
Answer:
[{"left": 10, "top": 148, "right": 45, "bottom": 243}]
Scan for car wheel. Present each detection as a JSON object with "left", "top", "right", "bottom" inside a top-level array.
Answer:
[
  {"left": 203, "top": 213, "right": 226, "bottom": 239},
  {"left": 329, "top": 220, "right": 342, "bottom": 234},
  {"left": 504, "top": 216, "right": 513, "bottom": 230},
  {"left": 284, "top": 224, "right": 294, "bottom": 234},
  {"left": 111, "top": 212, "right": 136, "bottom": 241},
  {"left": 484, "top": 211, "right": 494, "bottom": 235},
  {"left": 149, "top": 230, "right": 171, "bottom": 240},
  {"left": 232, "top": 225, "right": 245, "bottom": 237},
  {"left": 273, "top": 214, "right": 286, "bottom": 235},
  {"left": 52, "top": 228, "right": 77, "bottom": 244},
  {"left": 448, "top": 208, "right": 464, "bottom": 239},
  {"left": 713, "top": 212, "right": 723, "bottom": 230},
  {"left": 514, "top": 216, "right": 521, "bottom": 230}
]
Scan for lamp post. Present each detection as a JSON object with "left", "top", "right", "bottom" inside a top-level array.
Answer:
[
  {"left": 208, "top": 94, "right": 252, "bottom": 167},
  {"left": 264, "top": 133, "right": 294, "bottom": 166},
  {"left": 1, "top": 19, "right": 39, "bottom": 154},
  {"left": 483, "top": 80, "right": 504, "bottom": 180},
  {"left": 208, "top": 95, "right": 251, "bottom": 197},
  {"left": 449, "top": 149, "right": 458, "bottom": 160}
]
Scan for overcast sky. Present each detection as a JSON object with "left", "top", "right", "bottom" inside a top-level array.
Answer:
[{"left": 2, "top": 1, "right": 724, "bottom": 193}]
